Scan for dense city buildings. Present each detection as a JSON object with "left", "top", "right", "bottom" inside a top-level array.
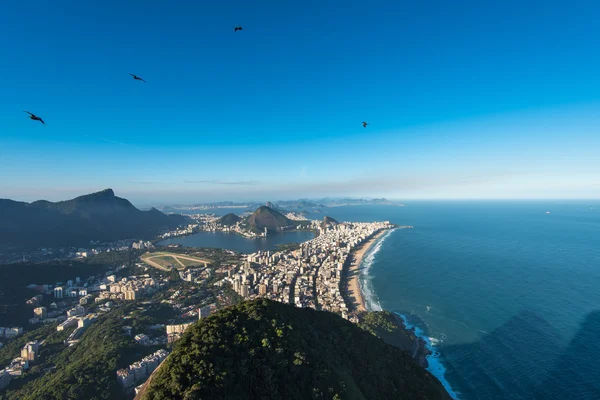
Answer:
[
  {"left": 220, "top": 221, "right": 396, "bottom": 319},
  {"left": 0, "top": 210, "right": 399, "bottom": 397}
]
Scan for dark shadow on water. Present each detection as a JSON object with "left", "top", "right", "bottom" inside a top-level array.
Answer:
[
  {"left": 440, "top": 310, "right": 563, "bottom": 400},
  {"left": 534, "top": 310, "right": 600, "bottom": 400},
  {"left": 438, "top": 310, "right": 600, "bottom": 400}
]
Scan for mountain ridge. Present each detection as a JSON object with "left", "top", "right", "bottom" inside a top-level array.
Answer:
[{"left": 0, "top": 189, "right": 187, "bottom": 252}]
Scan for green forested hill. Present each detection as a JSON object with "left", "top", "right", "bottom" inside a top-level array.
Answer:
[
  {"left": 141, "top": 299, "right": 450, "bottom": 400},
  {"left": 217, "top": 213, "right": 242, "bottom": 226}
]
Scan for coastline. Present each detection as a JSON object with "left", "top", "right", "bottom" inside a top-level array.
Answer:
[
  {"left": 347, "top": 225, "right": 459, "bottom": 399},
  {"left": 345, "top": 229, "right": 388, "bottom": 313}
]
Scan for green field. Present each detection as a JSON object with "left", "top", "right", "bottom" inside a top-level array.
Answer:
[{"left": 141, "top": 252, "right": 209, "bottom": 271}]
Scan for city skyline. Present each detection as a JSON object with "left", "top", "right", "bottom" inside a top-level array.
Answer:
[{"left": 2, "top": 1, "right": 600, "bottom": 203}]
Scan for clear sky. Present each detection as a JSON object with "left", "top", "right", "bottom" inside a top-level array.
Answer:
[{"left": 1, "top": 0, "right": 600, "bottom": 205}]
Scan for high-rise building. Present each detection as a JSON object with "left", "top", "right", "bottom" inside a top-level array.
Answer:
[
  {"left": 124, "top": 290, "right": 138, "bottom": 300},
  {"left": 109, "top": 284, "right": 121, "bottom": 293},
  {"left": 241, "top": 284, "right": 249, "bottom": 298},
  {"left": 117, "top": 368, "right": 134, "bottom": 388},
  {"left": 258, "top": 284, "right": 267, "bottom": 295},
  {"left": 20, "top": 341, "right": 39, "bottom": 362},
  {"left": 53, "top": 286, "right": 64, "bottom": 299}
]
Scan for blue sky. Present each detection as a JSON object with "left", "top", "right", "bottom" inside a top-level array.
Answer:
[{"left": 1, "top": 0, "right": 599, "bottom": 204}]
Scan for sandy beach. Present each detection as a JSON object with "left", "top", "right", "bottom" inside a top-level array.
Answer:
[{"left": 346, "top": 229, "right": 388, "bottom": 312}]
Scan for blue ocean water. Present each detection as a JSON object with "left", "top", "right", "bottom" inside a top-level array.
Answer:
[
  {"left": 157, "top": 230, "right": 315, "bottom": 253},
  {"left": 321, "top": 202, "right": 600, "bottom": 400}
]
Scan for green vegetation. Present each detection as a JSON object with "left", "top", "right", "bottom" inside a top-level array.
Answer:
[
  {"left": 151, "top": 246, "right": 239, "bottom": 270},
  {"left": 178, "top": 258, "right": 204, "bottom": 267},
  {"left": 141, "top": 252, "right": 209, "bottom": 272},
  {"left": 141, "top": 299, "right": 450, "bottom": 400},
  {"left": 1, "top": 305, "right": 141, "bottom": 400},
  {"left": 85, "top": 249, "right": 140, "bottom": 267},
  {"left": 275, "top": 242, "right": 302, "bottom": 252},
  {"left": 0, "top": 261, "right": 109, "bottom": 326},
  {"left": 0, "top": 324, "right": 56, "bottom": 367},
  {"left": 217, "top": 213, "right": 242, "bottom": 226},
  {"left": 359, "top": 311, "right": 415, "bottom": 352}
]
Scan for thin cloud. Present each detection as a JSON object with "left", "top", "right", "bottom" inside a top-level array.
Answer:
[{"left": 183, "top": 180, "right": 260, "bottom": 186}]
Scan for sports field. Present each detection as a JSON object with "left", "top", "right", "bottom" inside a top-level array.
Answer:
[{"left": 140, "top": 252, "right": 209, "bottom": 271}]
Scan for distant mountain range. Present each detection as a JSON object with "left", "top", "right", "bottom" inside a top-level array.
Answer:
[
  {"left": 317, "top": 197, "right": 395, "bottom": 206},
  {"left": 156, "top": 198, "right": 399, "bottom": 214},
  {"left": 0, "top": 189, "right": 187, "bottom": 252}
]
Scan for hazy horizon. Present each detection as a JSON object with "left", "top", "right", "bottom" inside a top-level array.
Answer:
[{"left": 3, "top": 187, "right": 599, "bottom": 210}]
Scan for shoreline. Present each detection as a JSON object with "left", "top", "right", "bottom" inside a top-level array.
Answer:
[{"left": 345, "top": 229, "right": 388, "bottom": 313}]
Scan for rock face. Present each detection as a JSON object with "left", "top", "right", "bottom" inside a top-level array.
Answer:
[
  {"left": 139, "top": 299, "right": 451, "bottom": 400},
  {"left": 244, "top": 206, "right": 296, "bottom": 233},
  {"left": 0, "top": 189, "right": 187, "bottom": 251}
]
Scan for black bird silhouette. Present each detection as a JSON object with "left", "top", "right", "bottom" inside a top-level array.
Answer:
[
  {"left": 362, "top": 121, "right": 368, "bottom": 128},
  {"left": 234, "top": 26, "right": 243, "bottom": 32},
  {"left": 24, "top": 111, "right": 44, "bottom": 125},
  {"left": 128, "top": 73, "right": 147, "bottom": 83}
]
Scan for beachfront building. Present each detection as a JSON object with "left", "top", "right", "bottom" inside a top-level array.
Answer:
[{"left": 221, "top": 221, "right": 395, "bottom": 317}]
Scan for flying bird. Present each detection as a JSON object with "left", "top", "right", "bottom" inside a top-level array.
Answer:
[
  {"left": 24, "top": 111, "right": 44, "bottom": 125},
  {"left": 234, "top": 26, "right": 243, "bottom": 32},
  {"left": 362, "top": 121, "right": 368, "bottom": 128},
  {"left": 128, "top": 73, "right": 147, "bottom": 83}
]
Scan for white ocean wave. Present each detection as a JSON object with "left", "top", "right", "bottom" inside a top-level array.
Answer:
[
  {"left": 397, "top": 314, "right": 461, "bottom": 400},
  {"left": 360, "top": 229, "right": 395, "bottom": 312},
  {"left": 356, "top": 227, "right": 460, "bottom": 399}
]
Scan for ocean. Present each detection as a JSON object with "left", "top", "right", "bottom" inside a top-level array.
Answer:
[{"left": 320, "top": 202, "right": 600, "bottom": 400}]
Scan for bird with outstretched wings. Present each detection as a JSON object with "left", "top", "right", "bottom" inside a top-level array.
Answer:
[
  {"left": 24, "top": 111, "right": 44, "bottom": 125},
  {"left": 128, "top": 73, "right": 147, "bottom": 83}
]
